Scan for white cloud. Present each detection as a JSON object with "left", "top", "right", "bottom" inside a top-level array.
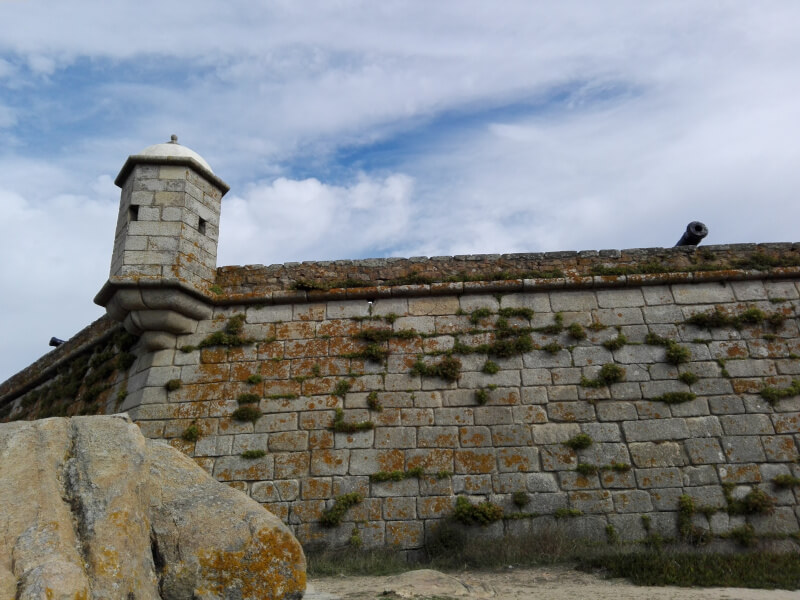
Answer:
[
  {"left": 219, "top": 173, "right": 414, "bottom": 265},
  {"left": 0, "top": 174, "right": 115, "bottom": 382},
  {"left": 1, "top": 2, "right": 800, "bottom": 382}
]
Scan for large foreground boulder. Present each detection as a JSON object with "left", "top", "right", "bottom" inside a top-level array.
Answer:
[{"left": 0, "top": 415, "right": 305, "bottom": 599}]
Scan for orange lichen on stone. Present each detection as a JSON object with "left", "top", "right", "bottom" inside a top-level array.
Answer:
[
  {"left": 407, "top": 448, "right": 454, "bottom": 472},
  {"left": 417, "top": 496, "right": 453, "bottom": 519},
  {"left": 731, "top": 379, "right": 763, "bottom": 394},
  {"left": 376, "top": 449, "right": 405, "bottom": 472},
  {"left": 308, "top": 431, "right": 334, "bottom": 449},
  {"left": 275, "top": 321, "right": 316, "bottom": 340},
  {"left": 197, "top": 527, "right": 306, "bottom": 600}
]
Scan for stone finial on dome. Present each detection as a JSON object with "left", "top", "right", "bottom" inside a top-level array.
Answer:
[{"left": 169, "top": 134, "right": 178, "bottom": 144}]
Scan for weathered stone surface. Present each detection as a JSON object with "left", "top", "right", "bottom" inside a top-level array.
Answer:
[{"left": 0, "top": 416, "right": 305, "bottom": 600}]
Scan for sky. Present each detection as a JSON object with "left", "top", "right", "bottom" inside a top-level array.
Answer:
[{"left": 1, "top": 1, "right": 799, "bottom": 382}]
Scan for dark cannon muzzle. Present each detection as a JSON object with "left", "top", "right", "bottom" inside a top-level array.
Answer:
[
  {"left": 675, "top": 221, "right": 708, "bottom": 247},
  {"left": 49, "top": 337, "right": 65, "bottom": 347}
]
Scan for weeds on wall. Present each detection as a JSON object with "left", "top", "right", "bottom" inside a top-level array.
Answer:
[
  {"left": 410, "top": 356, "right": 462, "bottom": 382},
  {"left": 320, "top": 492, "right": 363, "bottom": 527},
  {"left": 452, "top": 495, "right": 503, "bottom": 526},
  {"left": 760, "top": 379, "right": 800, "bottom": 405},
  {"left": 580, "top": 364, "right": 625, "bottom": 388},
  {"left": 231, "top": 405, "right": 261, "bottom": 423},
  {"left": 331, "top": 408, "right": 374, "bottom": 433}
]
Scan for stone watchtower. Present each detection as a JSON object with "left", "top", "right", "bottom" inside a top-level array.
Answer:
[{"left": 94, "top": 136, "right": 229, "bottom": 350}]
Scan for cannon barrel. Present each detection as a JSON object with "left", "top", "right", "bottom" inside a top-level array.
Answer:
[
  {"left": 49, "top": 337, "right": 65, "bottom": 347},
  {"left": 675, "top": 221, "right": 708, "bottom": 247}
]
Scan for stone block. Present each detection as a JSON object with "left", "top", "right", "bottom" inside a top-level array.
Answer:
[
  {"left": 310, "top": 449, "right": 349, "bottom": 476},
  {"left": 669, "top": 398, "right": 710, "bottom": 418},
  {"left": 474, "top": 406, "right": 514, "bottom": 425},
  {"left": 708, "top": 396, "right": 745, "bottom": 415},
  {"left": 417, "top": 426, "right": 459, "bottom": 448},
  {"left": 559, "top": 471, "right": 600, "bottom": 490},
  {"left": 454, "top": 449, "right": 497, "bottom": 474},
  {"left": 761, "top": 435, "right": 799, "bottom": 462},
  {"left": 459, "top": 426, "right": 492, "bottom": 447},
  {"left": 684, "top": 438, "right": 726, "bottom": 465},
  {"left": 406, "top": 449, "right": 454, "bottom": 472},
  {"left": 672, "top": 282, "right": 735, "bottom": 304},
  {"left": 612, "top": 490, "right": 653, "bottom": 513},
  {"left": 496, "top": 447, "right": 539, "bottom": 473},
  {"left": 613, "top": 344, "right": 664, "bottom": 364},
  {"left": 597, "top": 289, "right": 645, "bottom": 308},
  {"left": 649, "top": 363, "right": 679, "bottom": 380},
  {"left": 599, "top": 469, "right": 635, "bottom": 489},
  {"left": 400, "top": 408, "right": 435, "bottom": 427},
  {"left": 552, "top": 367, "right": 582, "bottom": 385},
  {"left": 572, "top": 346, "right": 613, "bottom": 367},
  {"left": 273, "top": 452, "right": 310, "bottom": 479},
  {"left": 547, "top": 385, "right": 578, "bottom": 401},
  {"left": 580, "top": 423, "right": 621, "bottom": 442},
  {"left": 417, "top": 496, "right": 454, "bottom": 519},
  {"left": 607, "top": 514, "right": 648, "bottom": 541},
  {"left": 522, "top": 369, "right": 552, "bottom": 387},
  {"left": 372, "top": 479, "right": 420, "bottom": 498},
  {"left": 593, "top": 308, "right": 644, "bottom": 326},
  {"left": 213, "top": 454, "right": 273, "bottom": 482},
  {"left": 643, "top": 305, "right": 684, "bottom": 323},
  {"left": 686, "top": 416, "right": 723, "bottom": 438},
  {"left": 386, "top": 521, "right": 425, "bottom": 549},
  {"left": 635, "top": 467, "right": 682, "bottom": 489},
  {"left": 527, "top": 492, "right": 568, "bottom": 514},
  {"left": 492, "top": 472, "right": 529, "bottom": 493},
  {"left": 721, "top": 436, "right": 765, "bottom": 463},
  {"left": 531, "top": 423, "right": 581, "bottom": 445},
  {"left": 683, "top": 465, "right": 720, "bottom": 486},
  {"left": 622, "top": 419, "right": 689, "bottom": 442},
  {"left": 725, "top": 359, "right": 776, "bottom": 377},
  {"left": 773, "top": 412, "right": 800, "bottom": 434},
  {"left": 583, "top": 442, "right": 630, "bottom": 466},
  {"left": 547, "top": 402, "right": 596, "bottom": 423},
  {"left": 408, "top": 296, "right": 459, "bottom": 316},
  {"left": 596, "top": 402, "right": 638, "bottom": 421},
  {"left": 720, "top": 414, "right": 774, "bottom": 435},
  {"left": 629, "top": 442, "right": 686, "bottom": 468},
  {"left": 231, "top": 433, "right": 269, "bottom": 454},
  {"left": 540, "top": 445, "right": 577, "bottom": 471},
  {"left": 730, "top": 281, "right": 767, "bottom": 301},
  {"left": 512, "top": 405, "right": 548, "bottom": 425},
  {"left": 750, "top": 507, "right": 799, "bottom": 535},
  {"left": 374, "top": 427, "right": 416, "bottom": 449},
  {"left": 453, "top": 474, "right": 493, "bottom": 495},
  {"left": 718, "top": 463, "right": 762, "bottom": 483},
  {"left": 523, "top": 349, "right": 572, "bottom": 368},
  {"left": 649, "top": 487, "right": 684, "bottom": 510},
  {"left": 490, "top": 424, "right": 532, "bottom": 446},
  {"left": 568, "top": 490, "right": 613, "bottom": 513}
]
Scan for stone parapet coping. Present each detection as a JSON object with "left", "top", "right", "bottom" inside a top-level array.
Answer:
[
  {"left": 213, "top": 242, "right": 800, "bottom": 299},
  {"left": 214, "top": 268, "right": 800, "bottom": 306}
]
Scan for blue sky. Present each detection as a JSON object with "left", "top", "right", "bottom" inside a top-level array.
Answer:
[{"left": 1, "top": 1, "right": 799, "bottom": 381}]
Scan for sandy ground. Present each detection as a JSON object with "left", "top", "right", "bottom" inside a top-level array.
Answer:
[{"left": 306, "top": 565, "right": 799, "bottom": 600}]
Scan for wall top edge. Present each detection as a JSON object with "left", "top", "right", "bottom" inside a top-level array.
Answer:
[{"left": 213, "top": 242, "right": 800, "bottom": 299}]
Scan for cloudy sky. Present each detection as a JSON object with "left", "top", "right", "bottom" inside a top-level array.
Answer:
[{"left": 1, "top": 1, "right": 799, "bottom": 382}]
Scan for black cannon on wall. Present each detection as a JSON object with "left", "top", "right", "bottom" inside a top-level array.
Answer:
[{"left": 675, "top": 221, "right": 708, "bottom": 247}]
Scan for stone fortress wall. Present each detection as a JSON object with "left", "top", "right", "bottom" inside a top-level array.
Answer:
[
  {"left": 3, "top": 245, "right": 800, "bottom": 554},
  {"left": 2, "top": 138, "right": 800, "bottom": 555}
]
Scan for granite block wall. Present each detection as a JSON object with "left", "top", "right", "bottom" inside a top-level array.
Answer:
[{"left": 123, "top": 276, "right": 800, "bottom": 551}]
